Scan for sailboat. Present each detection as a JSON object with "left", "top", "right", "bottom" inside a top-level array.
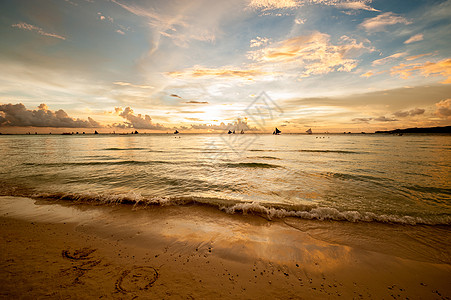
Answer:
[
  {"left": 306, "top": 128, "right": 312, "bottom": 134},
  {"left": 228, "top": 130, "right": 232, "bottom": 134},
  {"left": 273, "top": 128, "right": 281, "bottom": 135},
  {"left": 240, "top": 130, "right": 244, "bottom": 134},
  {"left": 174, "top": 130, "right": 179, "bottom": 134}
]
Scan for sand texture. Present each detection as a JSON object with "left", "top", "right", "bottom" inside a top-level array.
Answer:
[{"left": 0, "top": 196, "right": 450, "bottom": 299}]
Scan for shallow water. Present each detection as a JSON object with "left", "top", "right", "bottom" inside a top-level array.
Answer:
[{"left": 0, "top": 133, "right": 450, "bottom": 224}]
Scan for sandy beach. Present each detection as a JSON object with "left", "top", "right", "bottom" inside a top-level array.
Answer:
[{"left": 0, "top": 196, "right": 450, "bottom": 299}]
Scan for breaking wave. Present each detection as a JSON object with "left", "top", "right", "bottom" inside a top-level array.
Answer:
[{"left": 27, "top": 191, "right": 451, "bottom": 226}]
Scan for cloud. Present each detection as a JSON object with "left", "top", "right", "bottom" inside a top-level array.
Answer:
[
  {"left": 170, "top": 94, "right": 182, "bottom": 99},
  {"left": 250, "top": 37, "right": 270, "bottom": 48},
  {"left": 113, "top": 81, "right": 154, "bottom": 89},
  {"left": 352, "top": 116, "right": 397, "bottom": 123},
  {"left": 248, "top": 0, "right": 378, "bottom": 11},
  {"left": 185, "top": 101, "right": 209, "bottom": 104},
  {"left": 360, "top": 12, "right": 411, "bottom": 32},
  {"left": 190, "top": 118, "right": 257, "bottom": 131},
  {"left": 435, "top": 99, "right": 451, "bottom": 119},
  {"left": 0, "top": 103, "right": 101, "bottom": 128},
  {"left": 248, "top": 0, "right": 301, "bottom": 10},
  {"left": 361, "top": 71, "right": 374, "bottom": 78},
  {"left": 167, "top": 66, "right": 271, "bottom": 80},
  {"left": 404, "top": 34, "right": 424, "bottom": 44},
  {"left": 11, "top": 22, "right": 66, "bottom": 40},
  {"left": 333, "top": 1, "right": 379, "bottom": 12},
  {"left": 393, "top": 108, "right": 425, "bottom": 117},
  {"left": 372, "top": 52, "right": 407, "bottom": 66},
  {"left": 114, "top": 107, "right": 169, "bottom": 130},
  {"left": 391, "top": 58, "right": 451, "bottom": 84},
  {"left": 294, "top": 18, "right": 306, "bottom": 24},
  {"left": 406, "top": 53, "right": 433, "bottom": 61},
  {"left": 374, "top": 116, "right": 397, "bottom": 122},
  {"left": 352, "top": 117, "right": 373, "bottom": 123},
  {"left": 249, "top": 32, "right": 373, "bottom": 77},
  {"left": 112, "top": 0, "right": 218, "bottom": 46}
]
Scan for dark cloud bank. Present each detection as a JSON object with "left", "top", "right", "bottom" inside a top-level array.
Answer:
[{"left": 0, "top": 103, "right": 101, "bottom": 128}]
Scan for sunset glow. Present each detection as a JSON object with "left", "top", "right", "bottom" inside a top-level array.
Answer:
[{"left": 1, "top": 0, "right": 450, "bottom": 133}]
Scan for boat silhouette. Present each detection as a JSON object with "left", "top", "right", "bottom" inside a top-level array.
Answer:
[{"left": 273, "top": 128, "right": 281, "bottom": 135}]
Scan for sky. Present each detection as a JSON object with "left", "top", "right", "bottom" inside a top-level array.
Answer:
[{"left": 0, "top": 0, "right": 450, "bottom": 133}]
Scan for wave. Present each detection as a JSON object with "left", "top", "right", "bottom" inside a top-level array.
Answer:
[
  {"left": 23, "top": 160, "right": 172, "bottom": 167},
  {"left": 28, "top": 191, "right": 451, "bottom": 226},
  {"left": 224, "top": 162, "right": 280, "bottom": 168},
  {"left": 248, "top": 156, "right": 280, "bottom": 160},
  {"left": 296, "top": 149, "right": 361, "bottom": 154},
  {"left": 103, "top": 147, "right": 147, "bottom": 151},
  {"left": 249, "top": 149, "right": 361, "bottom": 154}
]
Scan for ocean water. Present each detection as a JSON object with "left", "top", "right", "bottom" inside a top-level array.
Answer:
[{"left": 0, "top": 133, "right": 450, "bottom": 225}]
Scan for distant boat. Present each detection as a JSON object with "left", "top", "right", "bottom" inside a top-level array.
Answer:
[
  {"left": 228, "top": 130, "right": 232, "bottom": 134},
  {"left": 94, "top": 130, "right": 99, "bottom": 134},
  {"left": 233, "top": 130, "right": 235, "bottom": 134},
  {"left": 240, "top": 130, "right": 244, "bottom": 134},
  {"left": 62, "top": 132, "right": 72, "bottom": 135},
  {"left": 306, "top": 128, "right": 312, "bottom": 134},
  {"left": 174, "top": 130, "right": 179, "bottom": 134},
  {"left": 273, "top": 128, "right": 281, "bottom": 135}
]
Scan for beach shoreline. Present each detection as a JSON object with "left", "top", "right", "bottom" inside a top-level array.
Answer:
[{"left": 1, "top": 196, "right": 450, "bottom": 299}]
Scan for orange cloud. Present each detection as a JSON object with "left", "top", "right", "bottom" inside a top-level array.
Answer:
[
  {"left": 361, "top": 71, "right": 374, "bottom": 78},
  {"left": 391, "top": 59, "right": 451, "bottom": 84},
  {"left": 249, "top": 32, "right": 372, "bottom": 77},
  {"left": 406, "top": 53, "right": 433, "bottom": 61},
  {"left": 167, "top": 67, "right": 271, "bottom": 80}
]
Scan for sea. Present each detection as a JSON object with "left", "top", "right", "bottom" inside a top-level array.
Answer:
[{"left": 0, "top": 133, "right": 450, "bottom": 226}]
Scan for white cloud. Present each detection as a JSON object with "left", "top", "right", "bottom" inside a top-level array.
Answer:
[
  {"left": 360, "top": 12, "right": 411, "bottom": 32},
  {"left": 250, "top": 37, "right": 270, "bottom": 48},
  {"left": 248, "top": 0, "right": 300, "bottom": 10},
  {"left": 248, "top": 0, "right": 379, "bottom": 11},
  {"left": 113, "top": 82, "right": 154, "bottom": 89},
  {"left": 404, "top": 34, "right": 424, "bottom": 44},
  {"left": 11, "top": 22, "right": 66, "bottom": 40},
  {"left": 372, "top": 52, "right": 407, "bottom": 66},
  {"left": 294, "top": 18, "right": 306, "bottom": 24},
  {"left": 333, "top": 1, "right": 379, "bottom": 12}
]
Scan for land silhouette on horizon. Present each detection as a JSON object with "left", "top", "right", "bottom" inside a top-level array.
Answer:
[{"left": 375, "top": 126, "right": 451, "bottom": 134}]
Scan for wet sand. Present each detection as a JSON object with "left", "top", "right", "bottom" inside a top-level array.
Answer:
[{"left": 0, "top": 196, "right": 450, "bottom": 299}]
